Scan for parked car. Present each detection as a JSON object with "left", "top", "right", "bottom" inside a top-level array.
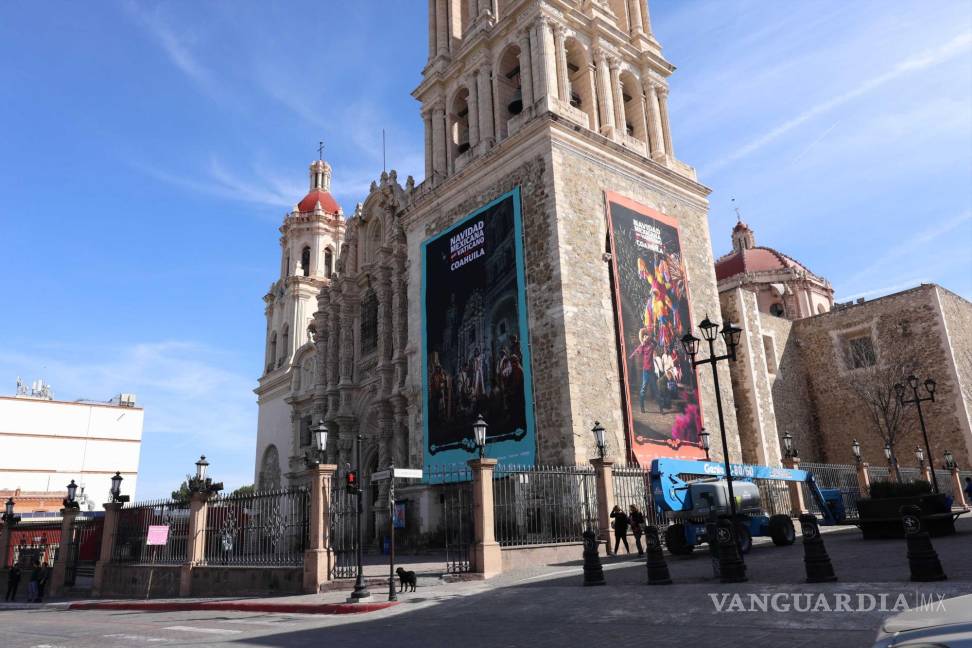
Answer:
[{"left": 873, "top": 593, "right": 972, "bottom": 647}]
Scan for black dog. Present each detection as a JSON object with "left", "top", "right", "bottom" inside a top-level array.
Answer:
[{"left": 396, "top": 567, "right": 417, "bottom": 593}]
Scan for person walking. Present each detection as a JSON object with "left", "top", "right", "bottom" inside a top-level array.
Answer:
[
  {"left": 36, "top": 561, "right": 51, "bottom": 602},
  {"left": 629, "top": 504, "right": 646, "bottom": 556},
  {"left": 27, "top": 559, "right": 41, "bottom": 602},
  {"left": 610, "top": 505, "right": 630, "bottom": 555},
  {"left": 964, "top": 477, "right": 972, "bottom": 504},
  {"left": 4, "top": 564, "right": 20, "bottom": 601}
]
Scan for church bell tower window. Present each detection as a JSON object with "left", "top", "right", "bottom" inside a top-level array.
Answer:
[{"left": 301, "top": 246, "right": 311, "bottom": 277}]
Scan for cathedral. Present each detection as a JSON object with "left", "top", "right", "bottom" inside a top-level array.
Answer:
[{"left": 253, "top": 0, "right": 972, "bottom": 536}]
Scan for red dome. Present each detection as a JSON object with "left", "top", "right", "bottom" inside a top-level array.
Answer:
[
  {"left": 297, "top": 189, "right": 341, "bottom": 215},
  {"left": 715, "top": 247, "right": 808, "bottom": 282}
]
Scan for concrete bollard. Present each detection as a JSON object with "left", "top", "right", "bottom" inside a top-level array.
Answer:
[
  {"left": 901, "top": 505, "right": 947, "bottom": 582},
  {"left": 582, "top": 529, "right": 606, "bottom": 586},
  {"left": 715, "top": 517, "right": 747, "bottom": 583},
  {"left": 798, "top": 514, "right": 837, "bottom": 583},
  {"left": 644, "top": 526, "right": 672, "bottom": 585}
]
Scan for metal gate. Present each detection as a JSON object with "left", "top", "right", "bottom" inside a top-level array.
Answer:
[
  {"left": 65, "top": 515, "right": 102, "bottom": 588},
  {"left": 329, "top": 479, "right": 359, "bottom": 579},
  {"left": 441, "top": 477, "right": 473, "bottom": 574}
]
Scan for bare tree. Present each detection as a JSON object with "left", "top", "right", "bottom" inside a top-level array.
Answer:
[{"left": 843, "top": 339, "right": 914, "bottom": 483}]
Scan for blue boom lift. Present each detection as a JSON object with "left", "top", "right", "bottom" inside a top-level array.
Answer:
[{"left": 650, "top": 457, "right": 846, "bottom": 554}]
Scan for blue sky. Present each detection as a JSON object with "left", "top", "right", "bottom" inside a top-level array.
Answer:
[{"left": 1, "top": 1, "right": 970, "bottom": 499}]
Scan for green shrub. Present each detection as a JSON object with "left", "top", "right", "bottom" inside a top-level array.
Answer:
[{"left": 868, "top": 479, "right": 932, "bottom": 499}]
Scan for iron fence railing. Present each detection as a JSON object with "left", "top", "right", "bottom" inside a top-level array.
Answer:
[
  {"left": 427, "top": 464, "right": 474, "bottom": 573},
  {"left": 799, "top": 462, "right": 862, "bottom": 519},
  {"left": 613, "top": 465, "right": 667, "bottom": 529},
  {"left": 493, "top": 465, "right": 597, "bottom": 547},
  {"left": 113, "top": 499, "right": 189, "bottom": 564},
  {"left": 203, "top": 487, "right": 308, "bottom": 566}
]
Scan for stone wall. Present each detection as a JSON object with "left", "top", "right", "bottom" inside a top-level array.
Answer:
[
  {"left": 190, "top": 566, "right": 303, "bottom": 597},
  {"left": 934, "top": 287, "right": 972, "bottom": 463},
  {"left": 98, "top": 564, "right": 181, "bottom": 599},
  {"left": 791, "top": 285, "right": 970, "bottom": 467}
]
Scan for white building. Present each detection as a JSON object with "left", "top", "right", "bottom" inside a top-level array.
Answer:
[{"left": 0, "top": 380, "right": 144, "bottom": 511}]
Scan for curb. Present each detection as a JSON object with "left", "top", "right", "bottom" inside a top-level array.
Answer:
[{"left": 67, "top": 600, "right": 400, "bottom": 615}]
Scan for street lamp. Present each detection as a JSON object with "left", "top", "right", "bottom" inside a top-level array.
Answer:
[
  {"left": 2, "top": 497, "right": 18, "bottom": 524},
  {"left": 944, "top": 449, "right": 956, "bottom": 470},
  {"left": 63, "top": 479, "right": 80, "bottom": 510},
  {"left": 190, "top": 455, "right": 222, "bottom": 495},
  {"left": 305, "top": 420, "right": 328, "bottom": 466},
  {"left": 681, "top": 315, "right": 742, "bottom": 520},
  {"left": 782, "top": 431, "right": 797, "bottom": 459},
  {"left": 851, "top": 439, "right": 862, "bottom": 463},
  {"left": 915, "top": 445, "right": 925, "bottom": 473},
  {"left": 109, "top": 471, "right": 130, "bottom": 504},
  {"left": 699, "top": 428, "right": 711, "bottom": 462},
  {"left": 896, "top": 374, "right": 939, "bottom": 493},
  {"left": 349, "top": 434, "right": 372, "bottom": 603},
  {"left": 195, "top": 455, "right": 209, "bottom": 481},
  {"left": 473, "top": 414, "right": 489, "bottom": 459},
  {"left": 591, "top": 421, "right": 606, "bottom": 459}
]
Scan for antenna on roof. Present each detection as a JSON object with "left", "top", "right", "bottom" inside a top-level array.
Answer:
[
  {"left": 318, "top": 140, "right": 325, "bottom": 162},
  {"left": 382, "top": 128, "right": 387, "bottom": 173},
  {"left": 732, "top": 197, "right": 742, "bottom": 223}
]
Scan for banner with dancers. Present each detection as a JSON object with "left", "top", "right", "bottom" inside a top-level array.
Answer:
[
  {"left": 422, "top": 188, "right": 536, "bottom": 478},
  {"left": 605, "top": 192, "right": 705, "bottom": 465}
]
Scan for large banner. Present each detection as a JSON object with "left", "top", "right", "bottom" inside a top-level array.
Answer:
[
  {"left": 422, "top": 187, "right": 536, "bottom": 477},
  {"left": 605, "top": 192, "right": 705, "bottom": 465}
]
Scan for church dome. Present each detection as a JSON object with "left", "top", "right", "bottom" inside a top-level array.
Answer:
[
  {"left": 715, "top": 246, "right": 809, "bottom": 281},
  {"left": 297, "top": 188, "right": 341, "bottom": 215}
]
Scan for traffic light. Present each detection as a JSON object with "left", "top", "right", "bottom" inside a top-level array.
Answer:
[{"left": 346, "top": 470, "right": 359, "bottom": 494}]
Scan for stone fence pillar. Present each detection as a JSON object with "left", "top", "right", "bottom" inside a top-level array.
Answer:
[
  {"left": 0, "top": 520, "right": 13, "bottom": 569},
  {"left": 950, "top": 467, "right": 968, "bottom": 509},
  {"left": 468, "top": 458, "right": 501, "bottom": 578},
  {"left": 783, "top": 456, "right": 808, "bottom": 517},
  {"left": 304, "top": 463, "right": 338, "bottom": 593},
  {"left": 856, "top": 460, "right": 871, "bottom": 497},
  {"left": 49, "top": 507, "right": 79, "bottom": 597},
  {"left": 179, "top": 492, "right": 210, "bottom": 597},
  {"left": 92, "top": 502, "right": 123, "bottom": 597},
  {"left": 590, "top": 457, "right": 615, "bottom": 553}
]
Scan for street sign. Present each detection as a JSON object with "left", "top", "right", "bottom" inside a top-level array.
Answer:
[
  {"left": 371, "top": 468, "right": 423, "bottom": 481},
  {"left": 146, "top": 525, "right": 169, "bottom": 546}
]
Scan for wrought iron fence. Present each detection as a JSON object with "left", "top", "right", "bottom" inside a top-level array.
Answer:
[
  {"left": 933, "top": 469, "right": 954, "bottom": 498},
  {"left": 427, "top": 464, "right": 474, "bottom": 573},
  {"left": 493, "top": 464, "right": 597, "bottom": 546},
  {"left": 329, "top": 476, "right": 358, "bottom": 579},
  {"left": 754, "top": 479, "right": 793, "bottom": 517},
  {"left": 203, "top": 487, "right": 308, "bottom": 566},
  {"left": 799, "top": 462, "right": 862, "bottom": 519},
  {"left": 65, "top": 514, "right": 103, "bottom": 587},
  {"left": 10, "top": 521, "right": 61, "bottom": 568},
  {"left": 113, "top": 499, "right": 189, "bottom": 564},
  {"left": 613, "top": 465, "right": 667, "bottom": 529},
  {"left": 898, "top": 467, "right": 922, "bottom": 483}
]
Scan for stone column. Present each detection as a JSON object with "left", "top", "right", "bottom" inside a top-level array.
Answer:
[
  {"left": 657, "top": 85, "right": 674, "bottom": 157},
  {"left": 466, "top": 71, "right": 480, "bottom": 149},
  {"left": 783, "top": 456, "right": 808, "bottom": 517},
  {"left": 303, "top": 463, "right": 338, "bottom": 593},
  {"left": 609, "top": 57, "right": 625, "bottom": 134},
  {"left": 950, "top": 467, "right": 968, "bottom": 508},
  {"left": 855, "top": 460, "right": 871, "bottom": 497},
  {"left": 922, "top": 464, "right": 933, "bottom": 485},
  {"left": 554, "top": 24, "right": 568, "bottom": 102},
  {"left": 0, "top": 517, "right": 14, "bottom": 569},
  {"left": 468, "top": 458, "right": 501, "bottom": 577},
  {"left": 590, "top": 457, "right": 615, "bottom": 553},
  {"left": 423, "top": 110, "right": 433, "bottom": 180},
  {"left": 91, "top": 502, "right": 123, "bottom": 597},
  {"left": 48, "top": 507, "right": 78, "bottom": 597},
  {"left": 427, "top": 0, "right": 437, "bottom": 61},
  {"left": 435, "top": 0, "right": 449, "bottom": 57},
  {"left": 528, "top": 21, "right": 545, "bottom": 105},
  {"left": 627, "top": 0, "right": 645, "bottom": 36},
  {"left": 477, "top": 64, "right": 495, "bottom": 145},
  {"left": 179, "top": 492, "right": 210, "bottom": 597},
  {"left": 517, "top": 31, "right": 534, "bottom": 109},
  {"left": 432, "top": 104, "right": 447, "bottom": 178},
  {"left": 645, "top": 81, "right": 666, "bottom": 161},
  {"left": 594, "top": 49, "right": 615, "bottom": 137}
]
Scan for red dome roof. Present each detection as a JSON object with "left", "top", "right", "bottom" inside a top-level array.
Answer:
[
  {"left": 297, "top": 188, "right": 340, "bottom": 215},
  {"left": 715, "top": 247, "right": 808, "bottom": 282}
]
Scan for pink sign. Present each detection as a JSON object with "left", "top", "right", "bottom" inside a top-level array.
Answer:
[{"left": 146, "top": 525, "right": 170, "bottom": 546}]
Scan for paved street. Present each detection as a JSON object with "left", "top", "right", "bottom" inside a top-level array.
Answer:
[{"left": 2, "top": 520, "right": 971, "bottom": 648}]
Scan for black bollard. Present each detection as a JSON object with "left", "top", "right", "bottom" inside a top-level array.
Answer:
[
  {"left": 901, "top": 505, "right": 947, "bottom": 582},
  {"left": 798, "top": 513, "right": 837, "bottom": 583},
  {"left": 582, "top": 529, "right": 606, "bottom": 586},
  {"left": 644, "top": 525, "right": 673, "bottom": 585},
  {"left": 715, "top": 517, "right": 748, "bottom": 583}
]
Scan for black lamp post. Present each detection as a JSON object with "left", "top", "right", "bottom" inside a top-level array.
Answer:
[
  {"left": 63, "top": 479, "right": 80, "bottom": 510},
  {"left": 473, "top": 414, "right": 489, "bottom": 459},
  {"left": 851, "top": 439, "right": 862, "bottom": 464},
  {"left": 109, "top": 471, "right": 129, "bottom": 504},
  {"left": 681, "top": 315, "right": 742, "bottom": 518},
  {"left": 306, "top": 420, "right": 328, "bottom": 466},
  {"left": 896, "top": 374, "right": 939, "bottom": 494},
  {"left": 700, "top": 428, "right": 711, "bottom": 462},
  {"left": 190, "top": 455, "right": 223, "bottom": 495},
  {"left": 2, "top": 497, "right": 18, "bottom": 525},
  {"left": 782, "top": 431, "right": 797, "bottom": 460},
  {"left": 915, "top": 445, "right": 925, "bottom": 477},
  {"left": 591, "top": 421, "right": 606, "bottom": 459},
  {"left": 349, "top": 434, "right": 372, "bottom": 602},
  {"left": 196, "top": 455, "right": 209, "bottom": 481},
  {"left": 944, "top": 449, "right": 956, "bottom": 471}
]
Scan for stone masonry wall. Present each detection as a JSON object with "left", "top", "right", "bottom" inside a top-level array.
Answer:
[
  {"left": 792, "top": 285, "right": 970, "bottom": 468},
  {"left": 934, "top": 286, "right": 972, "bottom": 463}
]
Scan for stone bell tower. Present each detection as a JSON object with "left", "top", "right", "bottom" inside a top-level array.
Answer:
[
  {"left": 401, "top": 0, "right": 740, "bottom": 468},
  {"left": 254, "top": 157, "right": 346, "bottom": 489}
]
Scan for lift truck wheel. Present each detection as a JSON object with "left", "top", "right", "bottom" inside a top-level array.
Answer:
[
  {"left": 664, "top": 523, "right": 694, "bottom": 555},
  {"left": 769, "top": 514, "right": 796, "bottom": 546},
  {"left": 734, "top": 522, "right": 753, "bottom": 554}
]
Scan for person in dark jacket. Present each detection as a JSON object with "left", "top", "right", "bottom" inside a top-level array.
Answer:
[
  {"left": 36, "top": 562, "right": 50, "bottom": 602},
  {"left": 629, "top": 504, "right": 646, "bottom": 556},
  {"left": 610, "top": 505, "right": 630, "bottom": 555},
  {"left": 4, "top": 564, "right": 20, "bottom": 601},
  {"left": 27, "top": 559, "right": 41, "bottom": 602}
]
